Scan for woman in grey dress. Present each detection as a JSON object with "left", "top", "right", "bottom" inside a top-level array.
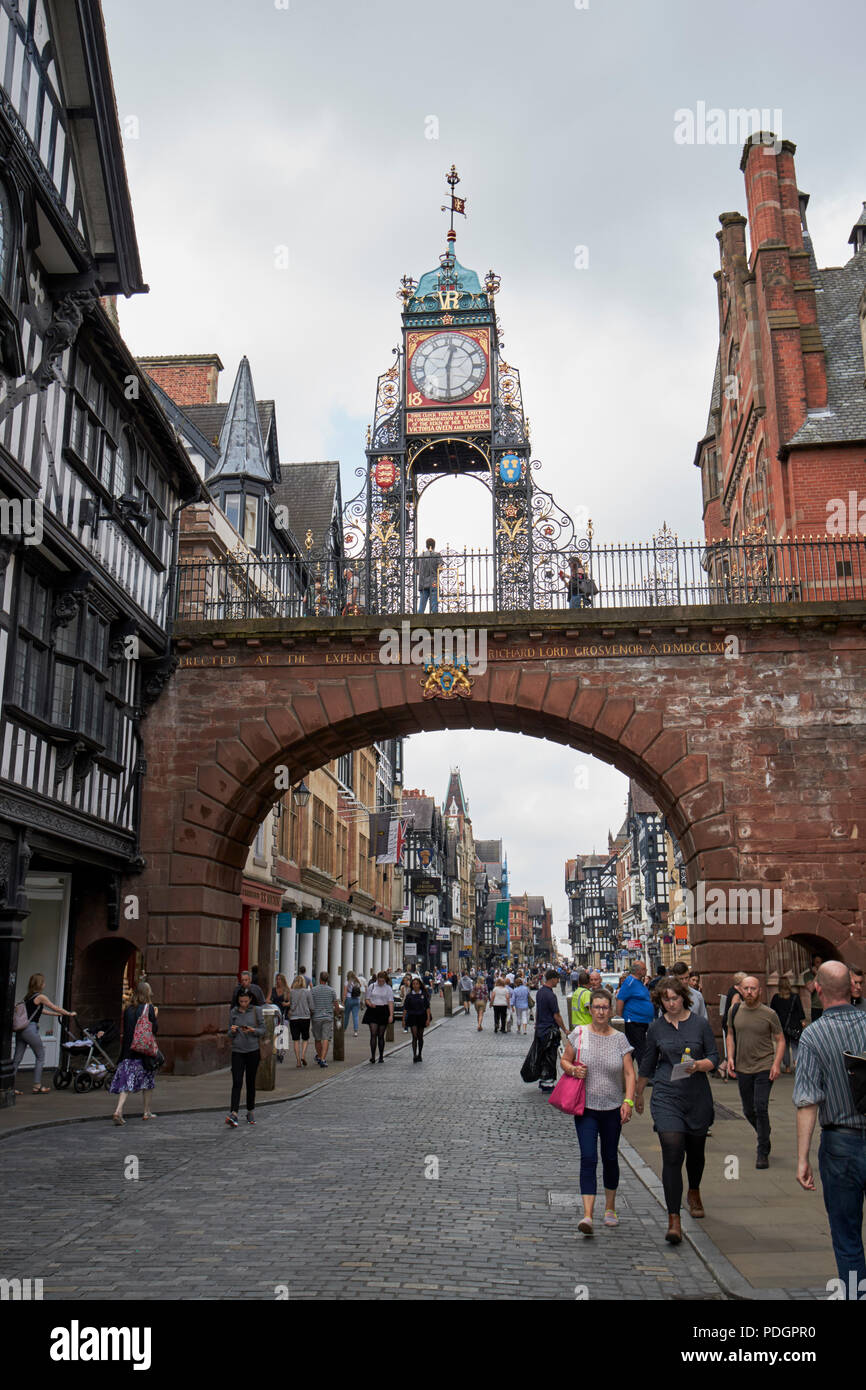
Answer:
[{"left": 635, "top": 976, "right": 718, "bottom": 1245}]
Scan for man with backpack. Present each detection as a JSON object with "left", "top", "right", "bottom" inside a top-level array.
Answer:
[{"left": 794, "top": 961, "right": 866, "bottom": 1295}]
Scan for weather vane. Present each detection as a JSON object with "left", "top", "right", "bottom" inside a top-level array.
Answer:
[{"left": 441, "top": 164, "right": 466, "bottom": 245}]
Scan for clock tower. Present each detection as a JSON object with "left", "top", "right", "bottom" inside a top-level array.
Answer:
[{"left": 344, "top": 166, "right": 579, "bottom": 613}]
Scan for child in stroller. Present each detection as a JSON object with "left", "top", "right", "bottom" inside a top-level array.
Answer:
[{"left": 54, "top": 1017, "right": 119, "bottom": 1093}]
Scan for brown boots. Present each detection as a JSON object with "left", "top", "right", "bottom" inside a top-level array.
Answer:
[
  {"left": 665, "top": 1213, "right": 683, "bottom": 1245},
  {"left": 687, "top": 1188, "right": 705, "bottom": 1218}
]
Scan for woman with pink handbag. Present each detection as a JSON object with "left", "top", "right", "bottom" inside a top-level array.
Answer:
[{"left": 556, "top": 989, "right": 636, "bottom": 1236}]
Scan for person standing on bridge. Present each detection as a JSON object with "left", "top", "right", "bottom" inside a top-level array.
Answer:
[
  {"left": 559, "top": 556, "right": 598, "bottom": 610},
  {"left": 417, "top": 538, "right": 442, "bottom": 614}
]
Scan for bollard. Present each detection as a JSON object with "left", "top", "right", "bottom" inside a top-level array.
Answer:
[
  {"left": 333, "top": 1012, "right": 345, "bottom": 1061},
  {"left": 257, "top": 1005, "right": 279, "bottom": 1091},
  {"left": 442, "top": 982, "right": 453, "bottom": 1016}
]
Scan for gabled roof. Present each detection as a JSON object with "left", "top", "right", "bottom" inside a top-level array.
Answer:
[
  {"left": 146, "top": 377, "right": 219, "bottom": 469},
  {"left": 786, "top": 246, "right": 866, "bottom": 450},
  {"left": 402, "top": 793, "right": 435, "bottom": 833},
  {"left": 475, "top": 838, "right": 502, "bottom": 865},
  {"left": 526, "top": 895, "right": 546, "bottom": 917},
  {"left": 272, "top": 462, "right": 341, "bottom": 551},
  {"left": 206, "top": 357, "right": 271, "bottom": 484},
  {"left": 444, "top": 768, "right": 468, "bottom": 818},
  {"left": 629, "top": 779, "right": 660, "bottom": 816},
  {"left": 45, "top": 2, "right": 145, "bottom": 294}
]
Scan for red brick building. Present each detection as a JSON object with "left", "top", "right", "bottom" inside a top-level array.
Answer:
[{"left": 695, "top": 135, "right": 866, "bottom": 549}]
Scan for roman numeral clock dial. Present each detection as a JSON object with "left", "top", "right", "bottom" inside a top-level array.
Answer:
[{"left": 410, "top": 331, "right": 487, "bottom": 402}]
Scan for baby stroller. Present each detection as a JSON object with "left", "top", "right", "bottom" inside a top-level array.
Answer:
[{"left": 53, "top": 1017, "right": 119, "bottom": 1093}]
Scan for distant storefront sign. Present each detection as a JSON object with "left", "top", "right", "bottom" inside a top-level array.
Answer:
[
  {"left": 412, "top": 876, "right": 441, "bottom": 896},
  {"left": 404, "top": 942, "right": 417, "bottom": 956}
]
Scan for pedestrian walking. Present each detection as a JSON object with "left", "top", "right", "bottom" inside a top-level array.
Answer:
[
  {"left": 559, "top": 966, "right": 569, "bottom": 997},
  {"left": 719, "top": 970, "right": 747, "bottom": 1079},
  {"left": 670, "top": 962, "right": 707, "bottom": 1019},
  {"left": 232, "top": 969, "right": 264, "bottom": 1007},
  {"left": 364, "top": 970, "right": 394, "bottom": 1063},
  {"left": 471, "top": 976, "right": 489, "bottom": 1029},
  {"left": 404, "top": 977, "right": 432, "bottom": 1062},
  {"left": 615, "top": 961, "right": 654, "bottom": 1069},
  {"left": 288, "top": 973, "right": 313, "bottom": 1067},
  {"left": 561, "top": 990, "right": 636, "bottom": 1234},
  {"left": 535, "top": 969, "right": 568, "bottom": 1092},
  {"left": 458, "top": 970, "right": 473, "bottom": 1014},
  {"left": 635, "top": 976, "right": 719, "bottom": 1244},
  {"left": 12, "top": 973, "right": 76, "bottom": 1095},
  {"left": 726, "top": 975, "right": 785, "bottom": 1168},
  {"left": 570, "top": 971, "right": 593, "bottom": 1029},
  {"left": 511, "top": 976, "right": 531, "bottom": 1034},
  {"left": 770, "top": 976, "right": 805, "bottom": 1073},
  {"left": 225, "top": 989, "right": 264, "bottom": 1127},
  {"left": 804, "top": 954, "right": 825, "bottom": 1022},
  {"left": 309, "top": 971, "right": 341, "bottom": 1068},
  {"left": 398, "top": 972, "right": 413, "bottom": 1032},
  {"left": 588, "top": 969, "right": 602, "bottom": 992},
  {"left": 270, "top": 973, "right": 291, "bottom": 1018},
  {"left": 110, "top": 981, "right": 160, "bottom": 1125},
  {"left": 343, "top": 971, "right": 362, "bottom": 1036},
  {"left": 794, "top": 961, "right": 866, "bottom": 1296},
  {"left": 490, "top": 977, "right": 511, "bottom": 1033}
]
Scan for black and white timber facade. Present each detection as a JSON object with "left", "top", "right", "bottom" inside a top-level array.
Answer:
[{"left": 0, "top": 1, "right": 199, "bottom": 1104}]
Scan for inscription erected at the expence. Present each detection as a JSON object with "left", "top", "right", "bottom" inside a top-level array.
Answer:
[{"left": 177, "top": 640, "right": 724, "bottom": 669}]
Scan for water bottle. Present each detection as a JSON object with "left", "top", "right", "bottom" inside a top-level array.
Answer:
[{"left": 680, "top": 1046, "right": 692, "bottom": 1068}]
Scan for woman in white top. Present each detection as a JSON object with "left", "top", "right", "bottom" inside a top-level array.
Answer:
[
  {"left": 363, "top": 971, "right": 395, "bottom": 1064},
  {"left": 490, "top": 978, "right": 512, "bottom": 1034},
  {"left": 560, "top": 989, "right": 636, "bottom": 1236}
]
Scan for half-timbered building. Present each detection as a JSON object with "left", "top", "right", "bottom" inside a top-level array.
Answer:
[{"left": 0, "top": 1, "right": 199, "bottom": 1102}]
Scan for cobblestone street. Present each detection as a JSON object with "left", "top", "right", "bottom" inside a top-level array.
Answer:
[{"left": 0, "top": 1011, "right": 729, "bottom": 1301}]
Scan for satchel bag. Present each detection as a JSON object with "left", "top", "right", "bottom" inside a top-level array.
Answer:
[
  {"left": 141, "top": 1048, "right": 165, "bottom": 1073},
  {"left": 548, "top": 1028, "right": 586, "bottom": 1116},
  {"left": 12, "top": 1001, "right": 29, "bottom": 1031},
  {"left": 131, "top": 1005, "right": 159, "bottom": 1057}
]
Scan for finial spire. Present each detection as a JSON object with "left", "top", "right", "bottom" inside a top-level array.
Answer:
[{"left": 441, "top": 164, "right": 466, "bottom": 247}]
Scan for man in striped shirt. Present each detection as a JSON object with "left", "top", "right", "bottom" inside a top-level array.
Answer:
[{"left": 794, "top": 961, "right": 866, "bottom": 1296}]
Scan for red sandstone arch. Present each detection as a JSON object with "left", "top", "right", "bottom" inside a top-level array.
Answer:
[{"left": 136, "top": 608, "right": 866, "bottom": 1070}]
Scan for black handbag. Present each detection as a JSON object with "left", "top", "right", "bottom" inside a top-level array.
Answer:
[
  {"left": 142, "top": 1049, "right": 165, "bottom": 1073},
  {"left": 843, "top": 1052, "right": 866, "bottom": 1114}
]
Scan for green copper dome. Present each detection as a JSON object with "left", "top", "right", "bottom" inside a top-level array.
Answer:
[{"left": 415, "top": 254, "right": 483, "bottom": 298}]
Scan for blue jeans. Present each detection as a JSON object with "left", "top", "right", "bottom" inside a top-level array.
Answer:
[
  {"left": 819, "top": 1128, "right": 866, "bottom": 1292},
  {"left": 418, "top": 587, "right": 438, "bottom": 613},
  {"left": 574, "top": 1106, "right": 622, "bottom": 1195},
  {"left": 344, "top": 998, "right": 359, "bottom": 1032},
  {"left": 568, "top": 594, "right": 587, "bottom": 610}
]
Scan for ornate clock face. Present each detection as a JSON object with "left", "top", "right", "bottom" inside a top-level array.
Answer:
[{"left": 410, "top": 331, "right": 487, "bottom": 402}]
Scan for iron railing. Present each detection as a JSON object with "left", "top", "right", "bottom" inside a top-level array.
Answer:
[{"left": 174, "top": 537, "right": 866, "bottom": 622}]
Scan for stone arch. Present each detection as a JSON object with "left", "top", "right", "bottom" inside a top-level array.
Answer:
[{"left": 139, "top": 612, "right": 866, "bottom": 1070}]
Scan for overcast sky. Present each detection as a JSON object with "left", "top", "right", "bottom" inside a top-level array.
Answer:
[{"left": 103, "top": 0, "right": 865, "bottom": 947}]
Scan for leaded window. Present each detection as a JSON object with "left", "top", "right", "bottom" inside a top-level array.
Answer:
[{"left": 0, "top": 178, "right": 14, "bottom": 297}]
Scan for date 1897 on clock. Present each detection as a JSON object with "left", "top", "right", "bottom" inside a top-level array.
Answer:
[{"left": 407, "top": 329, "right": 490, "bottom": 408}]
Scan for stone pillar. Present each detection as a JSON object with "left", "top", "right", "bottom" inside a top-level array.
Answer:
[
  {"left": 353, "top": 929, "right": 365, "bottom": 976},
  {"left": 329, "top": 923, "right": 343, "bottom": 991},
  {"left": 363, "top": 931, "right": 374, "bottom": 979},
  {"left": 279, "top": 909, "right": 297, "bottom": 983},
  {"left": 316, "top": 918, "right": 330, "bottom": 983},
  {"left": 298, "top": 924, "right": 314, "bottom": 979},
  {"left": 372, "top": 934, "right": 382, "bottom": 976},
  {"left": 342, "top": 922, "right": 355, "bottom": 984}
]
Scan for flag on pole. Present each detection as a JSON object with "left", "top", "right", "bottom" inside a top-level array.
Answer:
[
  {"left": 376, "top": 818, "right": 408, "bottom": 865},
  {"left": 451, "top": 195, "right": 466, "bottom": 214}
]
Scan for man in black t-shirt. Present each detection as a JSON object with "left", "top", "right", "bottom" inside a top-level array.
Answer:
[{"left": 534, "top": 969, "right": 567, "bottom": 1092}]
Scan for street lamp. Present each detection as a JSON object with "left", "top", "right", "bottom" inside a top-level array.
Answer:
[{"left": 292, "top": 780, "right": 311, "bottom": 808}]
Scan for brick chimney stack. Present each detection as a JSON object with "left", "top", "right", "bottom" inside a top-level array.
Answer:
[
  {"left": 739, "top": 134, "right": 827, "bottom": 425},
  {"left": 137, "top": 354, "right": 224, "bottom": 407}
]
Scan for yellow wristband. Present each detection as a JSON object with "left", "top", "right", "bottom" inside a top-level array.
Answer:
[{"left": 623, "top": 1098, "right": 634, "bottom": 1108}]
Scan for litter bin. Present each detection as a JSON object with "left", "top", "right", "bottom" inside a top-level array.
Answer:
[
  {"left": 442, "top": 982, "right": 453, "bottom": 1016},
  {"left": 257, "top": 1005, "right": 280, "bottom": 1092}
]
